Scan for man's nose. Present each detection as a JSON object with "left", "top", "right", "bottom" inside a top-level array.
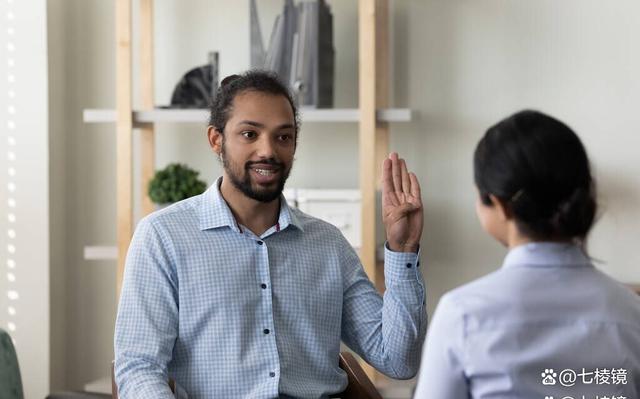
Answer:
[{"left": 255, "top": 135, "right": 277, "bottom": 158}]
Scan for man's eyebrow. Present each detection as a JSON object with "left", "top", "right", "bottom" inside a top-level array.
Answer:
[
  {"left": 237, "top": 120, "right": 265, "bottom": 128},
  {"left": 237, "top": 120, "right": 295, "bottom": 130},
  {"left": 276, "top": 123, "right": 295, "bottom": 130}
]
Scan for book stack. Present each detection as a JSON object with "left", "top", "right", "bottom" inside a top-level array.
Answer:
[{"left": 251, "top": 0, "right": 335, "bottom": 108}]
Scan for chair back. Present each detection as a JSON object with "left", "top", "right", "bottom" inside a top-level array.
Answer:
[
  {"left": 110, "top": 361, "right": 117, "bottom": 399},
  {"left": 0, "top": 328, "right": 24, "bottom": 399},
  {"left": 338, "top": 352, "right": 384, "bottom": 399}
]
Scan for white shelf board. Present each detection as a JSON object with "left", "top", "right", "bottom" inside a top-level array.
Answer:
[
  {"left": 83, "top": 108, "right": 413, "bottom": 124},
  {"left": 84, "top": 245, "right": 117, "bottom": 260},
  {"left": 84, "top": 375, "right": 111, "bottom": 394}
]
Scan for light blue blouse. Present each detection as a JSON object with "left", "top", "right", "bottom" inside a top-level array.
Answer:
[{"left": 414, "top": 242, "right": 640, "bottom": 399}]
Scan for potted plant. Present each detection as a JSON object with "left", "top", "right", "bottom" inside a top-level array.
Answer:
[{"left": 148, "top": 163, "right": 207, "bottom": 206}]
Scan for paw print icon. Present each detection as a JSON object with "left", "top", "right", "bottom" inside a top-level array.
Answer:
[{"left": 541, "top": 369, "right": 557, "bottom": 385}]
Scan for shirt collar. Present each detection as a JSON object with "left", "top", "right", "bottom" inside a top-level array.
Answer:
[
  {"left": 198, "top": 177, "right": 303, "bottom": 233},
  {"left": 502, "top": 242, "right": 592, "bottom": 269},
  {"left": 275, "top": 192, "right": 304, "bottom": 232}
]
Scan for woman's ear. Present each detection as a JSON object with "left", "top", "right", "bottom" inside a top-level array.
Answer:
[
  {"left": 489, "top": 194, "right": 514, "bottom": 221},
  {"left": 207, "top": 125, "right": 223, "bottom": 155}
]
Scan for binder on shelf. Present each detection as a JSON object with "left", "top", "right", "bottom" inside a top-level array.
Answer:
[{"left": 253, "top": 0, "right": 335, "bottom": 108}]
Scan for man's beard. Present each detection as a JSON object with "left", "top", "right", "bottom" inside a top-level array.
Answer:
[{"left": 221, "top": 143, "right": 291, "bottom": 203}]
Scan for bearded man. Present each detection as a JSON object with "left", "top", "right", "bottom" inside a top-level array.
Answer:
[{"left": 114, "top": 71, "right": 427, "bottom": 399}]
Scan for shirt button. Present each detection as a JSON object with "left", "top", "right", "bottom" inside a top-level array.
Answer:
[
  {"left": 269, "top": 372, "right": 276, "bottom": 378},
  {"left": 261, "top": 283, "right": 267, "bottom": 289},
  {"left": 406, "top": 263, "right": 412, "bottom": 268},
  {"left": 263, "top": 329, "right": 270, "bottom": 334},
  {"left": 257, "top": 241, "right": 264, "bottom": 245}
]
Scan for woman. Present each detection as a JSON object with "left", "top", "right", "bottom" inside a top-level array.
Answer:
[{"left": 414, "top": 110, "right": 640, "bottom": 398}]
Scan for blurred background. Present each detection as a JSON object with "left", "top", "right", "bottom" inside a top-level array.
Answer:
[{"left": 1, "top": 0, "right": 640, "bottom": 397}]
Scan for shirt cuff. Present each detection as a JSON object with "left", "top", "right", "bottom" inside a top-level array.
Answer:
[{"left": 383, "top": 241, "right": 422, "bottom": 281}]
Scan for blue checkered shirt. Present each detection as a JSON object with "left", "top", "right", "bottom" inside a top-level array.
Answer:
[{"left": 114, "top": 178, "right": 427, "bottom": 398}]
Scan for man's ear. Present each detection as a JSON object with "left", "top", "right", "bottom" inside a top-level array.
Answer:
[
  {"left": 207, "top": 125, "right": 223, "bottom": 155},
  {"left": 489, "top": 194, "right": 514, "bottom": 221}
]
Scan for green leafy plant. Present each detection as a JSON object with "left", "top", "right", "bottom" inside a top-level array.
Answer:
[{"left": 148, "top": 163, "right": 207, "bottom": 204}]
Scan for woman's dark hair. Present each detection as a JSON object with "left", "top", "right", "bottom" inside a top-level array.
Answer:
[
  {"left": 474, "top": 110, "right": 597, "bottom": 242},
  {"left": 208, "top": 70, "right": 300, "bottom": 142}
]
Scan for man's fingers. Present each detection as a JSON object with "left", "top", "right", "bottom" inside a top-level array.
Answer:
[
  {"left": 390, "top": 153, "right": 402, "bottom": 194},
  {"left": 409, "top": 172, "right": 422, "bottom": 201},
  {"left": 382, "top": 158, "right": 394, "bottom": 197},
  {"left": 401, "top": 158, "right": 411, "bottom": 195}
]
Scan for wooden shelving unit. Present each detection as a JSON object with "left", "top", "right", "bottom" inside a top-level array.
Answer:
[{"left": 88, "top": 0, "right": 406, "bottom": 384}]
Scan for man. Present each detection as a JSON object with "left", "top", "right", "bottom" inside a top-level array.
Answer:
[{"left": 114, "top": 71, "right": 426, "bottom": 398}]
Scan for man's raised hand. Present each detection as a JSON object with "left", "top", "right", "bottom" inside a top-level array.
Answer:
[{"left": 381, "top": 153, "right": 423, "bottom": 253}]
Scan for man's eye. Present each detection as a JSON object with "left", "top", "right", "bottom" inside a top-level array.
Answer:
[
  {"left": 242, "top": 131, "right": 257, "bottom": 139},
  {"left": 278, "top": 134, "right": 292, "bottom": 142}
]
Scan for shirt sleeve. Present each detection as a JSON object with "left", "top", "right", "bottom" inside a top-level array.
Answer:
[
  {"left": 413, "top": 294, "right": 468, "bottom": 399},
  {"left": 114, "top": 217, "right": 181, "bottom": 399},
  {"left": 340, "top": 241, "right": 427, "bottom": 379}
]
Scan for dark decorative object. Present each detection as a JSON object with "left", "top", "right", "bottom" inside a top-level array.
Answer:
[
  {"left": 148, "top": 163, "right": 207, "bottom": 205},
  {"left": 169, "top": 52, "right": 219, "bottom": 108}
]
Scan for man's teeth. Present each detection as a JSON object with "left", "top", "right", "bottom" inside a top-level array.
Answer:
[{"left": 255, "top": 168, "right": 275, "bottom": 176}]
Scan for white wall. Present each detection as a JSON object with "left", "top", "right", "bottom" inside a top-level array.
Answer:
[
  {"left": 0, "top": 0, "right": 51, "bottom": 397},
  {"left": 46, "top": 0, "right": 640, "bottom": 389},
  {"left": 391, "top": 0, "right": 640, "bottom": 306},
  {"left": 48, "top": 0, "right": 118, "bottom": 390}
]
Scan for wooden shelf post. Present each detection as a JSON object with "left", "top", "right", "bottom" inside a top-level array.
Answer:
[
  {"left": 115, "top": 0, "right": 155, "bottom": 297},
  {"left": 359, "top": 0, "right": 390, "bottom": 382},
  {"left": 140, "top": 0, "right": 156, "bottom": 217},
  {"left": 116, "top": 0, "right": 134, "bottom": 296}
]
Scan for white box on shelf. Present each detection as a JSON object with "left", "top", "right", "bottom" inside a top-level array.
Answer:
[
  {"left": 284, "top": 188, "right": 361, "bottom": 249},
  {"left": 282, "top": 188, "right": 298, "bottom": 208}
]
